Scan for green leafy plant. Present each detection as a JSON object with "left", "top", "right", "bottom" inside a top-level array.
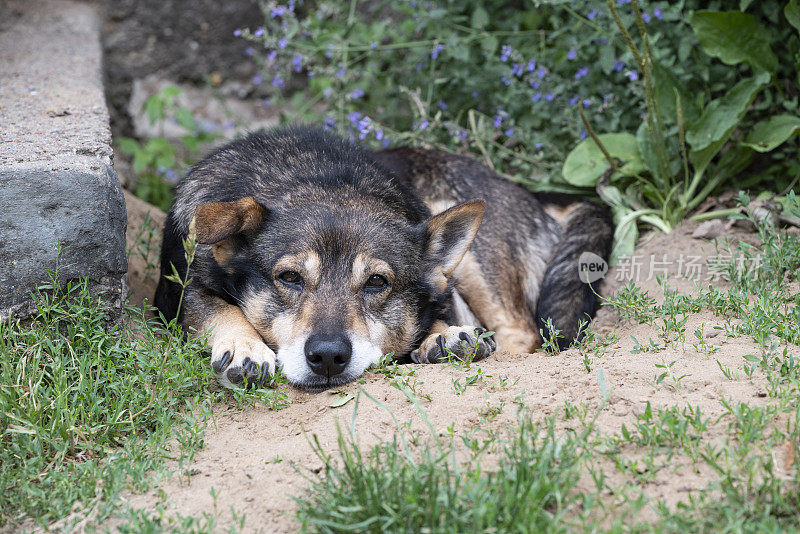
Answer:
[
  {"left": 117, "top": 86, "right": 218, "bottom": 211},
  {"left": 563, "top": 1, "right": 800, "bottom": 260}
]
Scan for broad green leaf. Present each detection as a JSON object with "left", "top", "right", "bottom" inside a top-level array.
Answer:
[
  {"left": 687, "top": 72, "right": 769, "bottom": 165},
  {"left": 161, "top": 85, "right": 182, "bottom": 99},
  {"left": 742, "top": 115, "right": 800, "bottom": 152},
  {"left": 471, "top": 5, "right": 489, "bottom": 29},
  {"left": 562, "top": 133, "right": 644, "bottom": 187},
  {"left": 144, "top": 97, "right": 165, "bottom": 125},
  {"left": 636, "top": 122, "right": 661, "bottom": 178},
  {"left": 786, "top": 0, "right": 800, "bottom": 34},
  {"left": 175, "top": 108, "right": 196, "bottom": 132},
  {"left": 690, "top": 11, "right": 777, "bottom": 74},
  {"left": 329, "top": 393, "right": 355, "bottom": 408},
  {"left": 481, "top": 35, "right": 498, "bottom": 55},
  {"left": 739, "top": 0, "right": 755, "bottom": 10},
  {"left": 116, "top": 137, "right": 140, "bottom": 155},
  {"left": 599, "top": 45, "right": 615, "bottom": 75},
  {"left": 132, "top": 150, "right": 151, "bottom": 173},
  {"left": 595, "top": 183, "right": 638, "bottom": 264},
  {"left": 653, "top": 62, "right": 700, "bottom": 125}
]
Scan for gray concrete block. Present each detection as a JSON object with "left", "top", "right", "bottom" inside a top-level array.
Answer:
[{"left": 0, "top": 0, "right": 127, "bottom": 320}]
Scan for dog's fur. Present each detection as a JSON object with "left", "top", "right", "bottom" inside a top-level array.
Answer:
[{"left": 155, "top": 126, "right": 613, "bottom": 390}]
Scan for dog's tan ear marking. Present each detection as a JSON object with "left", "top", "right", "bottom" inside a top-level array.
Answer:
[
  {"left": 191, "top": 197, "right": 266, "bottom": 245},
  {"left": 424, "top": 199, "right": 485, "bottom": 288}
]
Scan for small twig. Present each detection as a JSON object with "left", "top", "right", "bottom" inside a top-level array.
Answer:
[{"left": 579, "top": 106, "right": 618, "bottom": 172}]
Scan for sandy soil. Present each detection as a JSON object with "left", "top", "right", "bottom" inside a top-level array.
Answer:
[{"left": 114, "top": 196, "right": 791, "bottom": 532}]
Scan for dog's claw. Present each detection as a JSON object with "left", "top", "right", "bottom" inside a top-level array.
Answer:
[
  {"left": 435, "top": 334, "right": 446, "bottom": 363},
  {"left": 413, "top": 325, "right": 497, "bottom": 365},
  {"left": 213, "top": 351, "right": 233, "bottom": 373}
]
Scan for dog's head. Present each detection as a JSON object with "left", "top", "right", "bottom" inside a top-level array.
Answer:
[{"left": 191, "top": 193, "right": 484, "bottom": 390}]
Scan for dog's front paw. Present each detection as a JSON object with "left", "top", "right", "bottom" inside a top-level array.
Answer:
[
  {"left": 410, "top": 326, "right": 496, "bottom": 364},
  {"left": 211, "top": 334, "right": 277, "bottom": 389}
]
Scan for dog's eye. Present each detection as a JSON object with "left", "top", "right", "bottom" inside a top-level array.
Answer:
[
  {"left": 277, "top": 270, "right": 304, "bottom": 289},
  {"left": 364, "top": 274, "right": 389, "bottom": 292}
]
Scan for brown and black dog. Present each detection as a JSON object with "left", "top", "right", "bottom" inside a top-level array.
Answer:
[{"left": 155, "top": 126, "right": 612, "bottom": 390}]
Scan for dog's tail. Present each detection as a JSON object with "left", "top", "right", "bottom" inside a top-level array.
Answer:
[{"left": 536, "top": 199, "right": 613, "bottom": 350}]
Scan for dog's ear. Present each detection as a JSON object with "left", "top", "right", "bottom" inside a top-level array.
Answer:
[
  {"left": 422, "top": 200, "right": 485, "bottom": 289},
  {"left": 190, "top": 197, "right": 266, "bottom": 264}
]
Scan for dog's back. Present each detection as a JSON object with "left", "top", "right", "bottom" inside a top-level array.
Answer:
[{"left": 373, "top": 147, "right": 613, "bottom": 351}]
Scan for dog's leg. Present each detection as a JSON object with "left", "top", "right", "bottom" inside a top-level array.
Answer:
[
  {"left": 410, "top": 321, "right": 497, "bottom": 364},
  {"left": 183, "top": 289, "right": 277, "bottom": 388}
]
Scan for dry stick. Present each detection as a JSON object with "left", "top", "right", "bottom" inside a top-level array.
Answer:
[
  {"left": 631, "top": 0, "right": 670, "bottom": 187},
  {"left": 578, "top": 106, "right": 618, "bottom": 172}
]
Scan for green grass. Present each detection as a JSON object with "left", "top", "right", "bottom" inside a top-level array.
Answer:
[
  {"left": 294, "top": 196, "right": 800, "bottom": 532},
  {"left": 0, "top": 263, "right": 287, "bottom": 530},
  {"left": 297, "top": 403, "right": 591, "bottom": 533}
]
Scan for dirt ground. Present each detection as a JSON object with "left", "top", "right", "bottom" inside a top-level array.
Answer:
[{"left": 116, "top": 195, "right": 789, "bottom": 532}]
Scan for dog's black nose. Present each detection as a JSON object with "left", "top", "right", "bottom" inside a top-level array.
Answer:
[{"left": 305, "top": 334, "right": 352, "bottom": 377}]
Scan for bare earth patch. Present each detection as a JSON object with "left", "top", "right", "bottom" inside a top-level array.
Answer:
[{"left": 115, "top": 197, "right": 797, "bottom": 532}]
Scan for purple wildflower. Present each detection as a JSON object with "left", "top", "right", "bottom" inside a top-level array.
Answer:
[
  {"left": 532, "top": 92, "right": 542, "bottom": 102},
  {"left": 417, "top": 119, "right": 429, "bottom": 130},
  {"left": 511, "top": 63, "right": 524, "bottom": 77},
  {"left": 642, "top": 12, "right": 651, "bottom": 23},
  {"left": 501, "top": 76, "right": 511, "bottom": 86},
  {"left": 580, "top": 130, "right": 587, "bottom": 140},
  {"left": 654, "top": 7, "right": 663, "bottom": 19},
  {"left": 628, "top": 70, "right": 639, "bottom": 81},
  {"left": 254, "top": 27, "right": 265, "bottom": 37},
  {"left": 588, "top": 9, "right": 598, "bottom": 20},
  {"left": 370, "top": 41, "right": 379, "bottom": 50},
  {"left": 336, "top": 66, "right": 346, "bottom": 78},
  {"left": 569, "top": 94, "right": 579, "bottom": 106},
  {"left": 504, "top": 128, "right": 514, "bottom": 137},
  {"left": 500, "top": 45, "right": 513, "bottom": 62},
  {"left": 270, "top": 6, "right": 287, "bottom": 18},
  {"left": 323, "top": 115, "right": 335, "bottom": 130},
  {"left": 244, "top": 47, "right": 255, "bottom": 57},
  {"left": 612, "top": 60, "right": 624, "bottom": 72},
  {"left": 252, "top": 75, "right": 263, "bottom": 85},
  {"left": 348, "top": 111, "right": 362, "bottom": 126},
  {"left": 436, "top": 100, "right": 448, "bottom": 110},
  {"left": 357, "top": 116, "right": 372, "bottom": 139},
  {"left": 545, "top": 92, "right": 555, "bottom": 101},
  {"left": 582, "top": 98, "right": 593, "bottom": 108},
  {"left": 375, "top": 129, "right": 384, "bottom": 140},
  {"left": 292, "top": 54, "right": 303, "bottom": 72},
  {"left": 567, "top": 49, "right": 577, "bottom": 60},
  {"left": 266, "top": 50, "right": 278, "bottom": 62},
  {"left": 431, "top": 43, "right": 444, "bottom": 59},
  {"left": 350, "top": 88, "right": 365, "bottom": 99},
  {"left": 575, "top": 66, "right": 589, "bottom": 79},
  {"left": 536, "top": 66, "right": 547, "bottom": 79},
  {"left": 271, "top": 75, "right": 284, "bottom": 88},
  {"left": 278, "top": 37, "right": 287, "bottom": 49},
  {"left": 527, "top": 59, "right": 536, "bottom": 72},
  {"left": 233, "top": 29, "right": 242, "bottom": 37}
]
